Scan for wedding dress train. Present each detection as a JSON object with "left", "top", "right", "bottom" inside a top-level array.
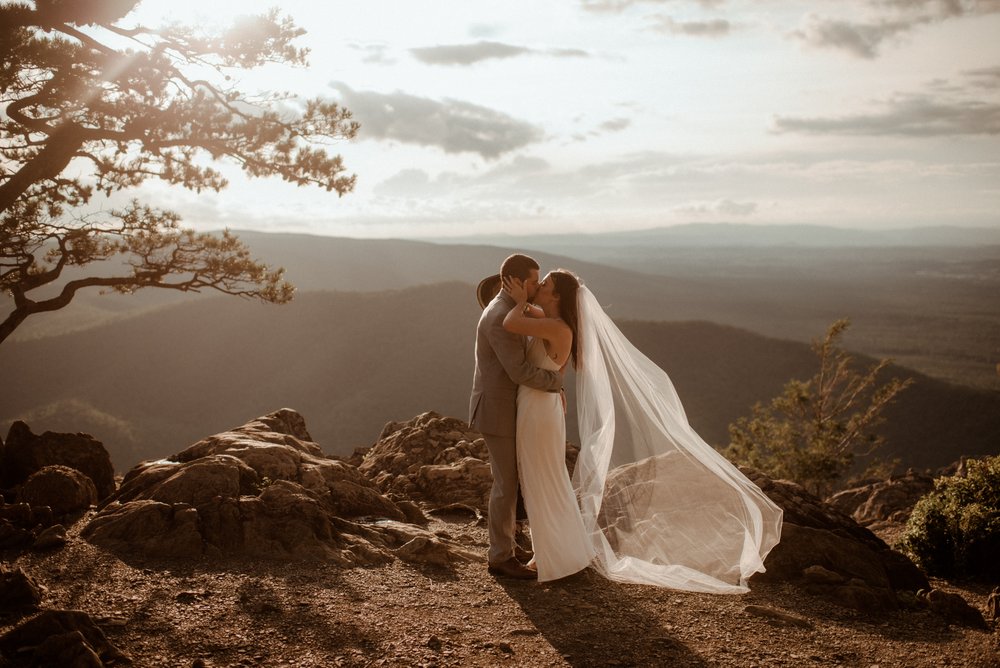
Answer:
[{"left": 573, "top": 286, "right": 783, "bottom": 593}]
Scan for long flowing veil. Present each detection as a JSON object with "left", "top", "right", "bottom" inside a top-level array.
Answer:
[{"left": 574, "top": 286, "right": 783, "bottom": 593}]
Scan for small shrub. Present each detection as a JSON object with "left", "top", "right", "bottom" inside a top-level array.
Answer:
[
  {"left": 899, "top": 455, "right": 1000, "bottom": 581},
  {"left": 724, "top": 319, "right": 911, "bottom": 497}
]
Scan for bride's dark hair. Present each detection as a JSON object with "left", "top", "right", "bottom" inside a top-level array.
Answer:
[{"left": 550, "top": 269, "right": 581, "bottom": 368}]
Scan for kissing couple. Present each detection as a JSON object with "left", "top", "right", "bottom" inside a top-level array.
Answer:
[{"left": 470, "top": 254, "right": 783, "bottom": 590}]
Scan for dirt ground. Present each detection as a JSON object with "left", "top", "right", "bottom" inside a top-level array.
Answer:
[{"left": 2, "top": 512, "right": 998, "bottom": 667}]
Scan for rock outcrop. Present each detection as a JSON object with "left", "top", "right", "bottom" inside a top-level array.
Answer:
[
  {"left": 918, "top": 588, "right": 990, "bottom": 630},
  {"left": 19, "top": 465, "right": 98, "bottom": 515},
  {"left": 82, "top": 409, "right": 479, "bottom": 567},
  {"left": 357, "top": 411, "right": 578, "bottom": 514},
  {"left": 357, "top": 413, "right": 494, "bottom": 512},
  {"left": 827, "top": 469, "right": 935, "bottom": 527},
  {"left": 0, "top": 565, "right": 42, "bottom": 613},
  {"left": 0, "top": 609, "right": 130, "bottom": 667},
  {"left": 1, "top": 422, "right": 116, "bottom": 500},
  {"left": 0, "top": 503, "right": 56, "bottom": 550},
  {"left": 746, "top": 469, "right": 929, "bottom": 614},
  {"left": 986, "top": 587, "right": 1000, "bottom": 625}
]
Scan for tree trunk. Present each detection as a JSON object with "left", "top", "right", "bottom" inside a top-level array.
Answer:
[
  {"left": 0, "top": 124, "right": 86, "bottom": 213},
  {"left": 0, "top": 308, "right": 30, "bottom": 346}
]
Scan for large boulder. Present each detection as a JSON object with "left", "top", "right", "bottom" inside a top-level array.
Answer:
[
  {"left": 745, "top": 469, "right": 929, "bottom": 614},
  {"left": 1, "top": 422, "right": 115, "bottom": 500},
  {"left": 358, "top": 412, "right": 494, "bottom": 511},
  {"left": 357, "top": 411, "right": 578, "bottom": 514},
  {"left": 83, "top": 409, "right": 480, "bottom": 567},
  {"left": 827, "top": 469, "right": 935, "bottom": 527},
  {"left": 0, "top": 565, "right": 42, "bottom": 613},
  {"left": 19, "top": 465, "right": 98, "bottom": 515},
  {"left": 0, "top": 609, "right": 130, "bottom": 667}
]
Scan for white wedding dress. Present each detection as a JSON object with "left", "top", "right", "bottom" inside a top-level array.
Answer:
[
  {"left": 516, "top": 337, "right": 595, "bottom": 582},
  {"left": 516, "top": 286, "right": 783, "bottom": 593}
]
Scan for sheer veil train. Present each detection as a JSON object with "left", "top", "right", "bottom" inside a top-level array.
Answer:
[{"left": 574, "top": 285, "right": 783, "bottom": 593}]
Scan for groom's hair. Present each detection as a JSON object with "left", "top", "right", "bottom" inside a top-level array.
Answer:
[{"left": 500, "top": 254, "right": 539, "bottom": 281}]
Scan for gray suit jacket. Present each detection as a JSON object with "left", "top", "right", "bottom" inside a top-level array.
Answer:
[{"left": 469, "top": 291, "right": 562, "bottom": 437}]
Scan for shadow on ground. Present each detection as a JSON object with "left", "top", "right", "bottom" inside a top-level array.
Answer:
[{"left": 500, "top": 568, "right": 711, "bottom": 667}]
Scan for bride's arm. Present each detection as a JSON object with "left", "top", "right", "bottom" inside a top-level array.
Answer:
[
  {"left": 524, "top": 303, "right": 545, "bottom": 318},
  {"left": 502, "top": 280, "right": 568, "bottom": 341}
]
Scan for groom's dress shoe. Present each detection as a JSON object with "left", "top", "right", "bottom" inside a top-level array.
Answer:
[
  {"left": 488, "top": 557, "right": 537, "bottom": 580},
  {"left": 514, "top": 545, "right": 534, "bottom": 563}
]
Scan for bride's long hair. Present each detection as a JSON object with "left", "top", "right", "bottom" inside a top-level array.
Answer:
[{"left": 550, "top": 269, "right": 581, "bottom": 368}]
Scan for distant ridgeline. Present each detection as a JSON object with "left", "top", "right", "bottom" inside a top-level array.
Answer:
[
  {"left": 2, "top": 282, "right": 997, "bottom": 473},
  {"left": 6, "top": 231, "right": 1000, "bottom": 394}
]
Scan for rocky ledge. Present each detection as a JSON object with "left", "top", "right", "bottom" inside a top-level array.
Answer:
[
  {"left": 1, "top": 409, "right": 996, "bottom": 666},
  {"left": 81, "top": 409, "right": 478, "bottom": 568}
]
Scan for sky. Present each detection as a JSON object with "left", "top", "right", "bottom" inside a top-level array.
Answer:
[{"left": 120, "top": 0, "right": 1000, "bottom": 238}]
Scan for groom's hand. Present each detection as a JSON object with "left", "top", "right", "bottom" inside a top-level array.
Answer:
[{"left": 502, "top": 276, "right": 528, "bottom": 303}]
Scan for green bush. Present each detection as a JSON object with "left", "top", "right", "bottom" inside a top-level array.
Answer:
[
  {"left": 724, "top": 319, "right": 911, "bottom": 498},
  {"left": 899, "top": 455, "right": 1000, "bottom": 581}
]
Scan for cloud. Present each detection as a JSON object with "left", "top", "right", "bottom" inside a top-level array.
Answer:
[
  {"left": 409, "top": 41, "right": 592, "bottom": 66},
  {"left": 774, "top": 95, "right": 1000, "bottom": 136},
  {"left": 329, "top": 82, "right": 544, "bottom": 159},
  {"left": 484, "top": 155, "right": 552, "bottom": 178},
  {"left": 794, "top": 1, "right": 1000, "bottom": 58},
  {"left": 581, "top": 0, "right": 724, "bottom": 12},
  {"left": 549, "top": 47, "right": 592, "bottom": 58},
  {"left": 410, "top": 41, "right": 528, "bottom": 65},
  {"left": 599, "top": 118, "right": 632, "bottom": 132},
  {"left": 965, "top": 65, "right": 1000, "bottom": 89},
  {"left": 348, "top": 43, "right": 395, "bottom": 65},
  {"left": 792, "top": 16, "right": 922, "bottom": 58},
  {"left": 872, "top": 0, "right": 1000, "bottom": 18},
  {"left": 373, "top": 169, "right": 434, "bottom": 198},
  {"left": 675, "top": 198, "right": 758, "bottom": 217},
  {"left": 649, "top": 15, "right": 733, "bottom": 37},
  {"left": 469, "top": 23, "right": 503, "bottom": 38},
  {"left": 373, "top": 155, "right": 553, "bottom": 199},
  {"left": 570, "top": 117, "right": 634, "bottom": 142}
]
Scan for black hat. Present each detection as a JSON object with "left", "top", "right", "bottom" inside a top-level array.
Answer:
[{"left": 476, "top": 273, "right": 502, "bottom": 309}]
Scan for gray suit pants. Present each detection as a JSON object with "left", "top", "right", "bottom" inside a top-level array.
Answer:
[{"left": 483, "top": 433, "right": 518, "bottom": 565}]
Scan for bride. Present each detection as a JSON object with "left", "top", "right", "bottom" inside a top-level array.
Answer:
[{"left": 502, "top": 269, "right": 782, "bottom": 591}]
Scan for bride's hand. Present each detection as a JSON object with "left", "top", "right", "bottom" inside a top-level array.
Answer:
[{"left": 502, "top": 276, "right": 528, "bottom": 304}]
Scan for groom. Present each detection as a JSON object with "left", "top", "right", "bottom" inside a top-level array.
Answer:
[{"left": 470, "top": 253, "right": 563, "bottom": 580}]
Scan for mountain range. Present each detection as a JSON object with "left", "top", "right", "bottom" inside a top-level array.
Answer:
[
  {"left": 2, "top": 282, "right": 997, "bottom": 474},
  {"left": 426, "top": 223, "right": 1000, "bottom": 249},
  {"left": 8, "top": 230, "right": 997, "bottom": 392}
]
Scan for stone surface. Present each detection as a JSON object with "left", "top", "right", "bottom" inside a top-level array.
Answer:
[
  {"left": 985, "top": 587, "right": 999, "bottom": 623},
  {"left": 803, "top": 565, "right": 845, "bottom": 585},
  {"left": 745, "top": 468, "right": 929, "bottom": 614},
  {"left": 827, "top": 469, "right": 935, "bottom": 526},
  {"left": 32, "top": 524, "right": 68, "bottom": 551},
  {"left": 744, "top": 605, "right": 813, "bottom": 629},
  {"left": 82, "top": 410, "right": 481, "bottom": 567},
  {"left": 1, "top": 422, "right": 116, "bottom": 500},
  {"left": 0, "top": 503, "right": 54, "bottom": 529},
  {"left": 358, "top": 411, "right": 578, "bottom": 514},
  {"left": 0, "top": 502, "right": 53, "bottom": 549},
  {"left": 920, "top": 589, "right": 990, "bottom": 630},
  {"left": 0, "top": 609, "right": 129, "bottom": 666},
  {"left": 0, "top": 518, "right": 31, "bottom": 549},
  {"left": 19, "top": 465, "right": 98, "bottom": 515},
  {"left": 0, "top": 565, "right": 42, "bottom": 613}
]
